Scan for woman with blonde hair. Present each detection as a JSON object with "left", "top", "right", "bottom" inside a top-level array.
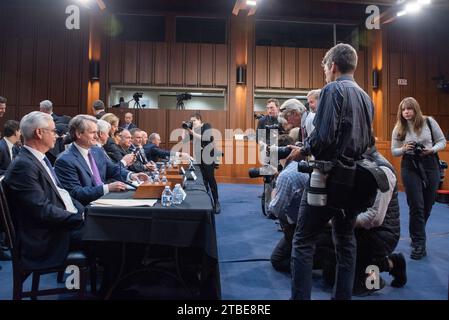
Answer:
[{"left": 391, "top": 97, "right": 446, "bottom": 260}]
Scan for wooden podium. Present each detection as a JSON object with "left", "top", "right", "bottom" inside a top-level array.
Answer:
[{"left": 133, "top": 175, "right": 186, "bottom": 199}]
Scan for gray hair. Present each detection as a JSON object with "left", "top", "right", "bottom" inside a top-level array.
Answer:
[
  {"left": 20, "top": 111, "right": 53, "bottom": 141},
  {"left": 39, "top": 100, "right": 53, "bottom": 113},
  {"left": 68, "top": 114, "right": 97, "bottom": 141},
  {"left": 279, "top": 98, "right": 306, "bottom": 115},
  {"left": 149, "top": 132, "right": 159, "bottom": 142},
  {"left": 307, "top": 89, "right": 321, "bottom": 100},
  {"left": 92, "top": 100, "right": 105, "bottom": 111},
  {"left": 322, "top": 43, "right": 358, "bottom": 74},
  {"left": 96, "top": 119, "right": 111, "bottom": 134}
]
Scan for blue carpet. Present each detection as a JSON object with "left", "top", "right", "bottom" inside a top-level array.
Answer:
[{"left": 1, "top": 184, "right": 448, "bottom": 300}]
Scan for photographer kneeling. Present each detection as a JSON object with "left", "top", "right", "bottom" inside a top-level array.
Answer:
[{"left": 267, "top": 135, "right": 309, "bottom": 272}]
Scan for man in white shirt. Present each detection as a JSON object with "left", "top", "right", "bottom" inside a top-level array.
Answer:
[{"left": 3, "top": 111, "right": 85, "bottom": 269}]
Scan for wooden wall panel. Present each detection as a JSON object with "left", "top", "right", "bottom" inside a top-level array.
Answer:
[
  {"left": 65, "top": 32, "right": 82, "bottom": 106},
  {"left": 19, "top": 38, "right": 34, "bottom": 107},
  {"left": 354, "top": 50, "right": 366, "bottom": 92},
  {"left": 283, "top": 47, "right": 296, "bottom": 89},
  {"left": 123, "top": 41, "right": 138, "bottom": 84},
  {"left": 297, "top": 48, "right": 310, "bottom": 89},
  {"left": 200, "top": 44, "right": 213, "bottom": 86},
  {"left": 108, "top": 39, "right": 123, "bottom": 83},
  {"left": 185, "top": 44, "right": 198, "bottom": 86},
  {"left": 138, "top": 42, "right": 153, "bottom": 84},
  {"left": 49, "top": 37, "right": 66, "bottom": 106},
  {"left": 3, "top": 39, "right": 19, "bottom": 105},
  {"left": 169, "top": 43, "right": 184, "bottom": 85},
  {"left": 214, "top": 44, "right": 228, "bottom": 86},
  {"left": 138, "top": 110, "right": 168, "bottom": 142},
  {"left": 255, "top": 46, "right": 268, "bottom": 88},
  {"left": 154, "top": 42, "right": 168, "bottom": 85},
  {"left": 34, "top": 39, "right": 51, "bottom": 105},
  {"left": 311, "top": 48, "right": 325, "bottom": 89},
  {"left": 269, "top": 47, "right": 282, "bottom": 88}
]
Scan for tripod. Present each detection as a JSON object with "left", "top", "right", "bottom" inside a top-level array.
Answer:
[
  {"left": 176, "top": 100, "right": 185, "bottom": 110},
  {"left": 132, "top": 99, "right": 142, "bottom": 109}
]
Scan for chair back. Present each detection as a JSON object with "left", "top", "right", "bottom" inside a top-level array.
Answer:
[{"left": 0, "top": 176, "right": 16, "bottom": 251}]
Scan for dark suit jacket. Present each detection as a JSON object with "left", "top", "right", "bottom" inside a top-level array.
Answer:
[
  {"left": 143, "top": 143, "right": 172, "bottom": 162},
  {"left": 54, "top": 144, "right": 129, "bottom": 205},
  {"left": 95, "top": 111, "right": 106, "bottom": 119},
  {"left": 52, "top": 113, "right": 71, "bottom": 125},
  {"left": 103, "top": 137, "right": 123, "bottom": 163},
  {"left": 120, "top": 123, "right": 137, "bottom": 130},
  {"left": 3, "top": 148, "right": 84, "bottom": 270},
  {"left": 0, "top": 138, "right": 20, "bottom": 175}
]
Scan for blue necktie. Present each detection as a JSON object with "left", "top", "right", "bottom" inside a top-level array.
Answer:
[{"left": 43, "top": 156, "right": 62, "bottom": 188}]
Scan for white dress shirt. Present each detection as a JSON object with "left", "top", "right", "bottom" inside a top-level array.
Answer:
[
  {"left": 23, "top": 145, "right": 78, "bottom": 213},
  {"left": 4, "top": 137, "right": 15, "bottom": 160}
]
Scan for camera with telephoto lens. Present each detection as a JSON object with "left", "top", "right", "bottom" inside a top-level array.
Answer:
[
  {"left": 298, "top": 160, "right": 334, "bottom": 207},
  {"left": 182, "top": 121, "right": 193, "bottom": 130}
]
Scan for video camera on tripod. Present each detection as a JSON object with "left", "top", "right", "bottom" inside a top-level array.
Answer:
[{"left": 176, "top": 93, "right": 192, "bottom": 110}]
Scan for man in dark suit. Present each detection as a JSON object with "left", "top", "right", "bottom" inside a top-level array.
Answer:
[
  {"left": 3, "top": 111, "right": 84, "bottom": 270},
  {"left": 0, "top": 96, "right": 7, "bottom": 119},
  {"left": 92, "top": 100, "right": 106, "bottom": 119},
  {"left": 39, "top": 100, "right": 71, "bottom": 125},
  {"left": 54, "top": 115, "right": 149, "bottom": 206},
  {"left": 0, "top": 120, "right": 21, "bottom": 175},
  {"left": 144, "top": 132, "right": 189, "bottom": 162},
  {"left": 120, "top": 112, "right": 137, "bottom": 130}
]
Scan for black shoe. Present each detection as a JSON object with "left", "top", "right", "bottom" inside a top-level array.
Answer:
[
  {"left": 0, "top": 249, "right": 11, "bottom": 261},
  {"left": 214, "top": 202, "right": 221, "bottom": 214},
  {"left": 410, "top": 246, "right": 427, "bottom": 260},
  {"left": 353, "top": 276, "right": 385, "bottom": 297},
  {"left": 389, "top": 253, "right": 407, "bottom": 288}
]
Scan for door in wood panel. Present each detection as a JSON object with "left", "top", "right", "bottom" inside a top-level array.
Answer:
[
  {"left": 185, "top": 44, "right": 199, "bottom": 86},
  {"left": 200, "top": 44, "right": 213, "bottom": 86},
  {"left": 108, "top": 39, "right": 123, "bottom": 83},
  {"left": 154, "top": 42, "right": 168, "bottom": 85},
  {"left": 283, "top": 47, "right": 296, "bottom": 89},
  {"left": 297, "top": 48, "right": 310, "bottom": 89},
  {"left": 169, "top": 43, "right": 184, "bottom": 85},
  {"left": 214, "top": 44, "right": 228, "bottom": 86},
  {"left": 19, "top": 38, "right": 34, "bottom": 107},
  {"left": 269, "top": 47, "right": 282, "bottom": 88},
  {"left": 255, "top": 46, "right": 268, "bottom": 88},
  {"left": 311, "top": 49, "right": 325, "bottom": 89},
  {"left": 138, "top": 42, "right": 153, "bottom": 84}
]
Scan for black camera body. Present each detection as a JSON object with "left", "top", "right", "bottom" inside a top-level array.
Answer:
[
  {"left": 182, "top": 121, "right": 193, "bottom": 130},
  {"left": 254, "top": 113, "right": 264, "bottom": 120},
  {"left": 177, "top": 93, "right": 192, "bottom": 102},
  {"left": 409, "top": 141, "right": 426, "bottom": 155},
  {"left": 133, "top": 92, "right": 143, "bottom": 101}
]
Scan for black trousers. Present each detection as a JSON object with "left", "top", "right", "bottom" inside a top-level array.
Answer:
[
  {"left": 401, "top": 155, "right": 440, "bottom": 248},
  {"left": 200, "top": 163, "right": 219, "bottom": 203}
]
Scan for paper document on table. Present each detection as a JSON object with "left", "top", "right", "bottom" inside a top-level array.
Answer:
[{"left": 91, "top": 199, "right": 157, "bottom": 207}]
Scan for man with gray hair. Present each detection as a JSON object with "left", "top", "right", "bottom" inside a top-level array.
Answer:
[
  {"left": 278, "top": 98, "right": 306, "bottom": 139},
  {"left": 3, "top": 111, "right": 85, "bottom": 270},
  {"left": 301, "top": 89, "right": 321, "bottom": 142},
  {"left": 92, "top": 100, "right": 106, "bottom": 119},
  {"left": 39, "top": 100, "right": 71, "bottom": 127},
  {"left": 291, "top": 43, "right": 374, "bottom": 300},
  {"left": 55, "top": 115, "right": 149, "bottom": 205}
]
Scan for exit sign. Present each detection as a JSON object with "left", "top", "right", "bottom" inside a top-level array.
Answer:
[{"left": 398, "top": 79, "right": 408, "bottom": 86}]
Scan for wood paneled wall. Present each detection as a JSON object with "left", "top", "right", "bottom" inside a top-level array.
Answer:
[
  {"left": 104, "top": 41, "right": 228, "bottom": 88},
  {"left": 255, "top": 46, "right": 368, "bottom": 92},
  {"left": 0, "top": 5, "right": 89, "bottom": 127},
  {"left": 383, "top": 17, "right": 449, "bottom": 139}
]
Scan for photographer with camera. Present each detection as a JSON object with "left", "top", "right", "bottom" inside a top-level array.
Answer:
[
  {"left": 391, "top": 97, "right": 447, "bottom": 260},
  {"left": 291, "top": 44, "right": 374, "bottom": 300},
  {"left": 256, "top": 98, "right": 280, "bottom": 144},
  {"left": 182, "top": 113, "right": 220, "bottom": 214},
  {"left": 267, "top": 135, "right": 309, "bottom": 272}
]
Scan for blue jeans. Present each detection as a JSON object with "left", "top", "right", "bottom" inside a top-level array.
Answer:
[{"left": 291, "top": 190, "right": 357, "bottom": 300}]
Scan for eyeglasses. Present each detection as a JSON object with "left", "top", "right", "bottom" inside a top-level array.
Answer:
[{"left": 40, "top": 128, "right": 58, "bottom": 134}]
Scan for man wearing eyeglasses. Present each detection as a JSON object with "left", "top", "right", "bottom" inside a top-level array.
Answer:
[{"left": 2, "top": 111, "right": 85, "bottom": 270}]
